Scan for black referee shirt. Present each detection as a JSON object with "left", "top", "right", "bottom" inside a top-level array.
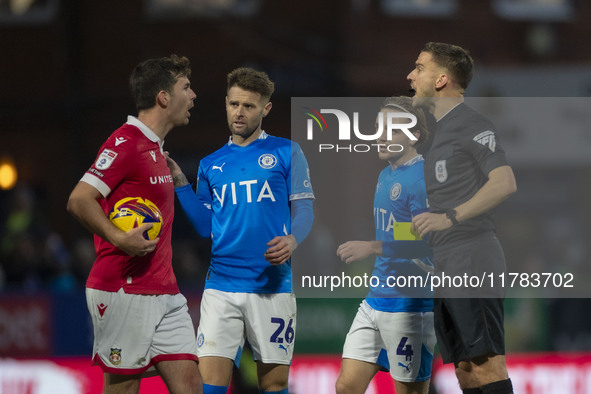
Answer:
[{"left": 424, "top": 103, "right": 509, "bottom": 247}]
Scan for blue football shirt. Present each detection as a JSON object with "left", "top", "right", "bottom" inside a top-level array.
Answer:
[
  {"left": 197, "top": 131, "right": 314, "bottom": 293},
  {"left": 366, "top": 155, "right": 434, "bottom": 312}
]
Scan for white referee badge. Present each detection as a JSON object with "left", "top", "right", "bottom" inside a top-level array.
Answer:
[
  {"left": 435, "top": 160, "right": 448, "bottom": 183},
  {"left": 473, "top": 130, "right": 496, "bottom": 152},
  {"left": 390, "top": 183, "right": 402, "bottom": 201},
  {"left": 95, "top": 149, "right": 118, "bottom": 170},
  {"left": 258, "top": 153, "right": 277, "bottom": 169}
]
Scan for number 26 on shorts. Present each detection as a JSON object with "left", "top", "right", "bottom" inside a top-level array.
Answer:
[{"left": 270, "top": 317, "right": 295, "bottom": 344}]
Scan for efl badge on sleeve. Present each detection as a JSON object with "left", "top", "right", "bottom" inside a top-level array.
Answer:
[
  {"left": 435, "top": 160, "right": 448, "bottom": 183},
  {"left": 96, "top": 149, "right": 118, "bottom": 170}
]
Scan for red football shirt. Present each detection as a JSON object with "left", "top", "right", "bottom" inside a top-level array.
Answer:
[{"left": 81, "top": 116, "right": 178, "bottom": 295}]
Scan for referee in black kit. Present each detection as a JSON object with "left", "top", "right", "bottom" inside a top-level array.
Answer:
[{"left": 408, "top": 42, "right": 517, "bottom": 394}]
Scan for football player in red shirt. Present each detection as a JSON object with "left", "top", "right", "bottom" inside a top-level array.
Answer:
[{"left": 67, "top": 55, "right": 202, "bottom": 394}]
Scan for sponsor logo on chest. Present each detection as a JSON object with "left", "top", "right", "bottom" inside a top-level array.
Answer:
[
  {"left": 213, "top": 179, "right": 276, "bottom": 207},
  {"left": 212, "top": 153, "right": 279, "bottom": 206},
  {"left": 375, "top": 207, "right": 397, "bottom": 233},
  {"left": 150, "top": 175, "right": 173, "bottom": 184}
]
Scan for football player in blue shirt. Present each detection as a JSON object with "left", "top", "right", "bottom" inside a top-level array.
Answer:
[
  {"left": 335, "top": 97, "right": 435, "bottom": 394},
  {"left": 166, "top": 67, "right": 314, "bottom": 394}
]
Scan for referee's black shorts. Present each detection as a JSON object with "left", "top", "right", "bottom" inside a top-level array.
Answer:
[{"left": 432, "top": 233, "right": 507, "bottom": 364}]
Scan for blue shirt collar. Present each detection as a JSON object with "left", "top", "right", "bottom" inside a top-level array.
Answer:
[{"left": 228, "top": 130, "right": 269, "bottom": 146}]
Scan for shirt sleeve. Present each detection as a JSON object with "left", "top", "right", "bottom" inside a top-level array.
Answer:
[
  {"left": 173, "top": 162, "right": 212, "bottom": 238},
  {"left": 289, "top": 142, "right": 314, "bottom": 201},
  {"left": 81, "top": 137, "right": 135, "bottom": 198},
  {"left": 290, "top": 198, "right": 314, "bottom": 245},
  {"left": 407, "top": 177, "right": 430, "bottom": 217},
  {"left": 466, "top": 127, "right": 509, "bottom": 176},
  {"left": 175, "top": 184, "right": 212, "bottom": 238},
  {"left": 196, "top": 162, "right": 213, "bottom": 206}
]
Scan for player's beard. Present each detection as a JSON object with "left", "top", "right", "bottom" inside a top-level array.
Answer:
[
  {"left": 229, "top": 123, "right": 254, "bottom": 139},
  {"left": 228, "top": 118, "right": 262, "bottom": 140},
  {"left": 410, "top": 85, "right": 437, "bottom": 111},
  {"left": 411, "top": 95, "right": 436, "bottom": 112}
]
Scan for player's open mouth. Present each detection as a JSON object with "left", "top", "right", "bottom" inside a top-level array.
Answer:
[{"left": 409, "top": 88, "right": 416, "bottom": 95}]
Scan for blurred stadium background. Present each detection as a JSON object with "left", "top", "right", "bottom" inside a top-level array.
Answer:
[{"left": 1, "top": 0, "right": 591, "bottom": 393}]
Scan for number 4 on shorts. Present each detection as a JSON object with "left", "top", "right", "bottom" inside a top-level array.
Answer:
[{"left": 396, "top": 336, "right": 413, "bottom": 361}]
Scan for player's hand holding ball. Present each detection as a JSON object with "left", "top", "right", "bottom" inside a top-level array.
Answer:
[{"left": 109, "top": 197, "right": 162, "bottom": 256}]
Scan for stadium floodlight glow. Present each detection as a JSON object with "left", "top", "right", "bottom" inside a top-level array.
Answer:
[{"left": 0, "top": 157, "right": 17, "bottom": 190}]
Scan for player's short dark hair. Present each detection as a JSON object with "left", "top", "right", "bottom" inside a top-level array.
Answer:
[
  {"left": 423, "top": 42, "right": 474, "bottom": 90},
  {"left": 227, "top": 67, "right": 275, "bottom": 101},
  {"left": 381, "top": 96, "right": 429, "bottom": 146},
  {"left": 130, "top": 54, "right": 192, "bottom": 111}
]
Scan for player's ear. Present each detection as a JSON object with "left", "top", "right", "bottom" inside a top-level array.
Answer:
[
  {"left": 156, "top": 90, "right": 169, "bottom": 108},
  {"left": 409, "top": 130, "right": 421, "bottom": 146},
  {"left": 263, "top": 101, "right": 272, "bottom": 117},
  {"left": 435, "top": 73, "right": 449, "bottom": 90}
]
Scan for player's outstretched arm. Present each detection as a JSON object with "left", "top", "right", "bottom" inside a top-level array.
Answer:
[
  {"left": 265, "top": 235, "right": 297, "bottom": 265},
  {"left": 166, "top": 151, "right": 212, "bottom": 238},
  {"left": 336, "top": 241, "right": 382, "bottom": 264},
  {"left": 67, "top": 181, "right": 158, "bottom": 256}
]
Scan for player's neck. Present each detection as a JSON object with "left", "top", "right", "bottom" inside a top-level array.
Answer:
[
  {"left": 137, "top": 111, "right": 170, "bottom": 141},
  {"left": 231, "top": 128, "right": 263, "bottom": 147},
  {"left": 389, "top": 150, "right": 419, "bottom": 169},
  {"left": 433, "top": 96, "right": 463, "bottom": 121}
]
